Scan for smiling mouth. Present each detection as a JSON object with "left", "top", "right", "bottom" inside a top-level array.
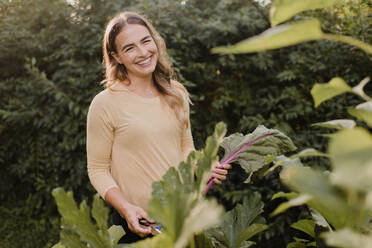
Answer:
[{"left": 137, "top": 56, "right": 152, "bottom": 65}]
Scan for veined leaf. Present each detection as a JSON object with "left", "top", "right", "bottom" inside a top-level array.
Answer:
[
  {"left": 328, "top": 127, "right": 372, "bottom": 192},
  {"left": 220, "top": 125, "right": 296, "bottom": 175},
  {"left": 311, "top": 77, "right": 352, "bottom": 107},
  {"left": 290, "top": 219, "right": 316, "bottom": 238},
  {"left": 270, "top": 0, "right": 342, "bottom": 26},
  {"left": 348, "top": 102, "right": 372, "bottom": 128},
  {"left": 312, "top": 119, "right": 356, "bottom": 129},
  {"left": 52, "top": 188, "right": 122, "bottom": 248},
  {"left": 52, "top": 188, "right": 112, "bottom": 247},
  {"left": 207, "top": 193, "right": 267, "bottom": 248},
  {"left": 323, "top": 228, "right": 372, "bottom": 248},
  {"left": 211, "top": 19, "right": 323, "bottom": 54}
]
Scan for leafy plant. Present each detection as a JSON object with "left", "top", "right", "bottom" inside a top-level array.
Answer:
[
  {"left": 212, "top": 0, "right": 372, "bottom": 247},
  {"left": 51, "top": 188, "right": 125, "bottom": 248},
  {"left": 206, "top": 192, "right": 268, "bottom": 248}
]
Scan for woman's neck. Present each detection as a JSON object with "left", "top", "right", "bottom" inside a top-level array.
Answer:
[{"left": 126, "top": 73, "right": 154, "bottom": 92}]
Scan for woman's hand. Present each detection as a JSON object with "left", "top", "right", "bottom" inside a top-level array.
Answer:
[
  {"left": 121, "top": 203, "right": 153, "bottom": 238},
  {"left": 211, "top": 163, "right": 232, "bottom": 184}
]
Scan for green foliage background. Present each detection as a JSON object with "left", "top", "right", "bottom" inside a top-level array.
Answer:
[{"left": 0, "top": 0, "right": 371, "bottom": 247}]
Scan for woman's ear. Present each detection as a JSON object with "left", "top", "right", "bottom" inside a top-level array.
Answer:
[{"left": 111, "top": 52, "right": 122, "bottom": 64}]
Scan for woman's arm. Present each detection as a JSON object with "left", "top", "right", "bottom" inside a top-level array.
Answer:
[{"left": 105, "top": 188, "right": 152, "bottom": 237}]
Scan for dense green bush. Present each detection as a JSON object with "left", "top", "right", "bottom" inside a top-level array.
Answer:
[{"left": 0, "top": 0, "right": 370, "bottom": 247}]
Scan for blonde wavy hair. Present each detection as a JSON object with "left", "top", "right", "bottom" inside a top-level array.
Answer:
[{"left": 102, "top": 11, "right": 190, "bottom": 127}]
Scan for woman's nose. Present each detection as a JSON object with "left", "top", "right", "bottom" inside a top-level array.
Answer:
[{"left": 136, "top": 45, "right": 147, "bottom": 57}]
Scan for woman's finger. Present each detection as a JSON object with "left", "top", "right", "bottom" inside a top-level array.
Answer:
[
  {"left": 130, "top": 219, "right": 152, "bottom": 237},
  {"left": 211, "top": 173, "right": 226, "bottom": 181},
  {"left": 213, "top": 178, "right": 222, "bottom": 184},
  {"left": 223, "top": 163, "right": 232, "bottom": 169},
  {"left": 213, "top": 168, "right": 228, "bottom": 175}
]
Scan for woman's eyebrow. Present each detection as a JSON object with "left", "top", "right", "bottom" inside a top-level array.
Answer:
[{"left": 121, "top": 35, "right": 152, "bottom": 51}]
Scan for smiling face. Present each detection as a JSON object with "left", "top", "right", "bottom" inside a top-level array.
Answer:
[{"left": 112, "top": 24, "right": 158, "bottom": 80}]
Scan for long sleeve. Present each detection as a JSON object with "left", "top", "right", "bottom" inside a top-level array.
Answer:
[
  {"left": 181, "top": 121, "right": 195, "bottom": 161},
  {"left": 86, "top": 96, "right": 119, "bottom": 199},
  {"left": 180, "top": 88, "right": 195, "bottom": 161}
]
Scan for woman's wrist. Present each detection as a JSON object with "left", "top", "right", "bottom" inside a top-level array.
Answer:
[
  {"left": 119, "top": 201, "right": 134, "bottom": 218},
  {"left": 105, "top": 187, "right": 132, "bottom": 218}
]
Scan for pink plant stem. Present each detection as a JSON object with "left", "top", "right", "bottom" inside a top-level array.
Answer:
[{"left": 204, "top": 134, "right": 273, "bottom": 196}]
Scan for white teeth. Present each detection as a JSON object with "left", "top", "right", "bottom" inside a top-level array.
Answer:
[{"left": 138, "top": 57, "right": 151, "bottom": 65}]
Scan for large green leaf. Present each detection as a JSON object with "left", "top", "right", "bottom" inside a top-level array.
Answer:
[
  {"left": 52, "top": 188, "right": 122, "bottom": 248},
  {"left": 348, "top": 102, "right": 372, "bottom": 128},
  {"left": 328, "top": 127, "right": 372, "bottom": 192},
  {"left": 220, "top": 125, "right": 296, "bottom": 175},
  {"left": 270, "top": 0, "right": 342, "bottom": 26},
  {"left": 206, "top": 193, "right": 268, "bottom": 248},
  {"left": 52, "top": 188, "right": 110, "bottom": 247},
  {"left": 311, "top": 77, "right": 353, "bottom": 107},
  {"left": 324, "top": 229, "right": 372, "bottom": 248},
  {"left": 147, "top": 123, "right": 226, "bottom": 248},
  {"left": 211, "top": 19, "right": 323, "bottom": 54},
  {"left": 280, "top": 165, "right": 356, "bottom": 229}
]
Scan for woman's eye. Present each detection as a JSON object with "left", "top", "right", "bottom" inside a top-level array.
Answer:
[
  {"left": 143, "top": 39, "right": 151, "bottom": 44},
  {"left": 125, "top": 47, "right": 133, "bottom": 52}
]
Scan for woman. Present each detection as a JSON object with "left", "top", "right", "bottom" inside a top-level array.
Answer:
[{"left": 86, "top": 11, "right": 231, "bottom": 244}]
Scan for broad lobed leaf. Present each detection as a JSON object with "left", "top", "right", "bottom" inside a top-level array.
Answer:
[
  {"left": 206, "top": 192, "right": 267, "bottom": 248},
  {"left": 52, "top": 188, "right": 122, "bottom": 248},
  {"left": 220, "top": 125, "right": 296, "bottom": 176}
]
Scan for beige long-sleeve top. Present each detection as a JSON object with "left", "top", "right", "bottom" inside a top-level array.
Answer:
[{"left": 86, "top": 81, "right": 194, "bottom": 211}]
